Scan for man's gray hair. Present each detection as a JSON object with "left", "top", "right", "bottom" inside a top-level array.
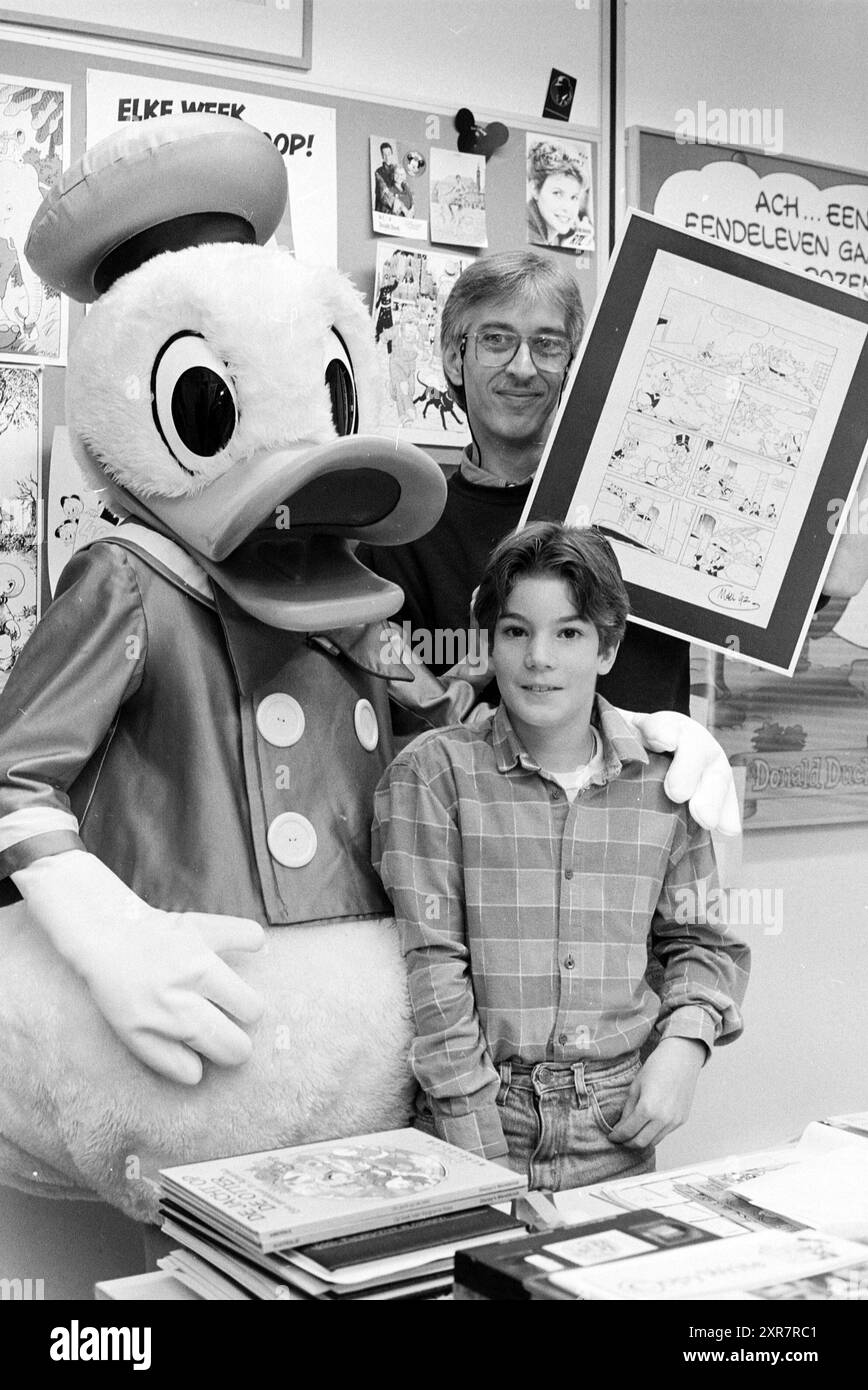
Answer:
[{"left": 440, "top": 250, "right": 585, "bottom": 406}]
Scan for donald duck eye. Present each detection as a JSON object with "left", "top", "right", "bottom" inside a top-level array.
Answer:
[
  {"left": 151, "top": 332, "right": 238, "bottom": 474},
  {"left": 325, "top": 328, "right": 358, "bottom": 437}
]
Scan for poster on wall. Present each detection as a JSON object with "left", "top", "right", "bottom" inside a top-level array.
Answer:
[
  {"left": 0, "top": 365, "right": 41, "bottom": 690},
  {"left": 0, "top": 75, "right": 70, "bottom": 364},
  {"left": 525, "top": 134, "right": 595, "bottom": 254},
  {"left": 86, "top": 69, "right": 337, "bottom": 267},
  {"left": 369, "top": 136, "right": 428, "bottom": 241},
  {"left": 692, "top": 593, "right": 868, "bottom": 829},
  {"left": 428, "top": 148, "right": 487, "bottom": 249},
  {"left": 653, "top": 159, "right": 868, "bottom": 299},
  {"left": 46, "top": 426, "right": 117, "bottom": 597},
  {"left": 371, "top": 242, "right": 474, "bottom": 448},
  {"left": 522, "top": 212, "right": 868, "bottom": 675}
]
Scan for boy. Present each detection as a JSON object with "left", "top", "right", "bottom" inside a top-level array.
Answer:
[{"left": 372, "top": 522, "right": 750, "bottom": 1191}]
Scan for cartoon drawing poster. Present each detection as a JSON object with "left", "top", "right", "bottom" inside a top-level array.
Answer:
[
  {"left": 46, "top": 425, "right": 117, "bottom": 598},
  {"left": 0, "top": 75, "right": 70, "bottom": 364},
  {"left": 523, "top": 213, "right": 868, "bottom": 674},
  {"left": 0, "top": 365, "right": 41, "bottom": 691},
  {"left": 371, "top": 241, "right": 475, "bottom": 449}
]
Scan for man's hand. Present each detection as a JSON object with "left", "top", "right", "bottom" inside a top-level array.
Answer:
[
  {"left": 14, "top": 850, "right": 265, "bottom": 1085},
  {"left": 622, "top": 708, "right": 741, "bottom": 835},
  {"left": 607, "top": 1037, "right": 706, "bottom": 1150}
]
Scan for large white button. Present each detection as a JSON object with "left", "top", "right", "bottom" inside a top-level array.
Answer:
[
  {"left": 267, "top": 812, "right": 317, "bottom": 868},
  {"left": 353, "top": 698, "right": 379, "bottom": 751},
  {"left": 256, "top": 693, "right": 305, "bottom": 747}
]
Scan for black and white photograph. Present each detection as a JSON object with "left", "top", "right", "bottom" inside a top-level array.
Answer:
[
  {"left": 369, "top": 134, "right": 428, "bottom": 241},
  {"left": 0, "top": 0, "right": 866, "bottom": 1352},
  {"left": 525, "top": 132, "right": 595, "bottom": 253}
]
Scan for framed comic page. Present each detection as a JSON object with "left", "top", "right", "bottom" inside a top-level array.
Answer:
[{"left": 522, "top": 211, "right": 868, "bottom": 676}]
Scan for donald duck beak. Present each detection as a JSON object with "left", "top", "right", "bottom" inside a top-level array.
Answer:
[{"left": 107, "top": 433, "right": 447, "bottom": 631}]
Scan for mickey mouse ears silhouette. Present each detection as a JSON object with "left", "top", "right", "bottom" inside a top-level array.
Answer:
[{"left": 454, "top": 108, "right": 509, "bottom": 159}]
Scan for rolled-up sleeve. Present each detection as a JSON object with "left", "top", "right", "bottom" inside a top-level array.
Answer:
[
  {"left": 651, "top": 812, "right": 751, "bottom": 1056},
  {"left": 0, "top": 544, "right": 146, "bottom": 891},
  {"left": 372, "top": 749, "right": 507, "bottom": 1158}
]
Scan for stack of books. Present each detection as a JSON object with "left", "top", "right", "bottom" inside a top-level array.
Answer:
[{"left": 156, "top": 1128, "right": 529, "bottom": 1300}]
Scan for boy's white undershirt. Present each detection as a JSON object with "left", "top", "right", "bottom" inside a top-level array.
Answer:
[{"left": 546, "top": 727, "right": 604, "bottom": 802}]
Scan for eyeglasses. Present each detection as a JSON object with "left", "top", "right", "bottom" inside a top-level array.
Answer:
[{"left": 461, "top": 329, "right": 572, "bottom": 372}]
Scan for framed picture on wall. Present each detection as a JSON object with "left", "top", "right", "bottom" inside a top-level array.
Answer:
[
  {"left": 1, "top": 1, "right": 312, "bottom": 69},
  {"left": 690, "top": 592, "right": 868, "bottom": 830},
  {"left": 522, "top": 211, "right": 868, "bottom": 676}
]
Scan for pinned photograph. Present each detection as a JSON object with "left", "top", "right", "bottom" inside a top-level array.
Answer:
[
  {"left": 0, "top": 364, "right": 40, "bottom": 689},
  {"left": 429, "top": 147, "right": 487, "bottom": 249},
  {"left": 526, "top": 134, "right": 595, "bottom": 254},
  {"left": 370, "top": 136, "right": 428, "bottom": 241},
  {"left": 0, "top": 75, "right": 70, "bottom": 363},
  {"left": 371, "top": 242, "right": 475, "bottom": 447}
]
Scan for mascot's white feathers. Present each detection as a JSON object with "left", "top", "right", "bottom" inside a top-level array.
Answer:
[
  {"left": 0, "top": 907, "right": 414, "bottom": 1219},
  {"left": 66, "top": 244, "right": 383, "bottom": 504}
]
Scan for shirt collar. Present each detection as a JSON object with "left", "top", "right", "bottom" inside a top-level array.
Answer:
[
  {"left": 492, "top": 696, "right": 649, "bottom": 781},
  {"left": 107, "top": 521, "right": 216, "bottom": 606},
  {"left": 458, "top": 447, "right": 534, "bottom": 490}
]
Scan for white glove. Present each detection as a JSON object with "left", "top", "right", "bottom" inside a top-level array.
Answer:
[
  {"left": 13, "top": 850, "right": 265, "bottom": 1085},
  {"left": 618, "top": 709, "right": 741, "bottom": 836}
]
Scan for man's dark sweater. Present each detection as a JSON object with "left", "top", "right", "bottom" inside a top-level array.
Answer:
[{"left": 359, "top": 468, "right": 691, "bottom": 715}]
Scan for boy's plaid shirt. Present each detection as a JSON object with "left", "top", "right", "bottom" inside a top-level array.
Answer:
[{"left": 372, "top": 699, "right": 750, "bottom": 1158}]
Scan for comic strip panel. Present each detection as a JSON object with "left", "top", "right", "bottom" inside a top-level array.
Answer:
[
  {"left": 628, "top": 350, "right": 739, "bottom": 436},
  {"left": 724, "top": 384, "right": 814, "bottom": 466},
  {"left": 687, "top": 441, "right": 792, "bottom": 527},
  {"left": 651, "top": 289, "right": 836, "bottom": 409},
  {"left": 606, "top": 414, "right": 698, "bottom": 496},
  {"left": 582, "top": 476, "right": 695, "bottom": 560},
  {"left": 681, "top": 508, "right": 774, "bottom": 594}
]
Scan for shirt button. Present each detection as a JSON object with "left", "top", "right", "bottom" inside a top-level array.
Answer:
[
  {"left": 551, "top": 788, "right": 562, "bottom": 801},
  {"left": 564, "top": 868, "right": 574, "bottom": 880},
  {"left": 267, "top": 812, "right": 317, "bottom": 868},
  {"left": 353, "top": 698, "right": 379, "bottom": 751},
  {"left": 564, "top": 955, "right": 575, "bottom": 970},
  {"left": 558, "top": 1032, "right": 569, "bottom": 1045},
  {"left": 256, "top": 693, "right": 305, "bottom": 747}
]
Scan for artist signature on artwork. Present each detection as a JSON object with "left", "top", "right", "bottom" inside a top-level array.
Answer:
[{"left": 709, "top": 584, "right": 760, "bottom": 611}]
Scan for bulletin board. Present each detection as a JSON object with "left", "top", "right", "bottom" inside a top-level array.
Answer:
[
  {"left": 627, "top": 125, "right": 868, "bottom": 830},
  {"left": 0, "top": 26, "right": 607, "bottom": 505}
]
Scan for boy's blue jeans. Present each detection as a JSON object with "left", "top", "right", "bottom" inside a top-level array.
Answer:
[
  {"left": 414, "top": 1051, "right": 656, "bottom": 1192},
  {"left": 493, "top": 1051, "right": 656, "bottom": 1192}
]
